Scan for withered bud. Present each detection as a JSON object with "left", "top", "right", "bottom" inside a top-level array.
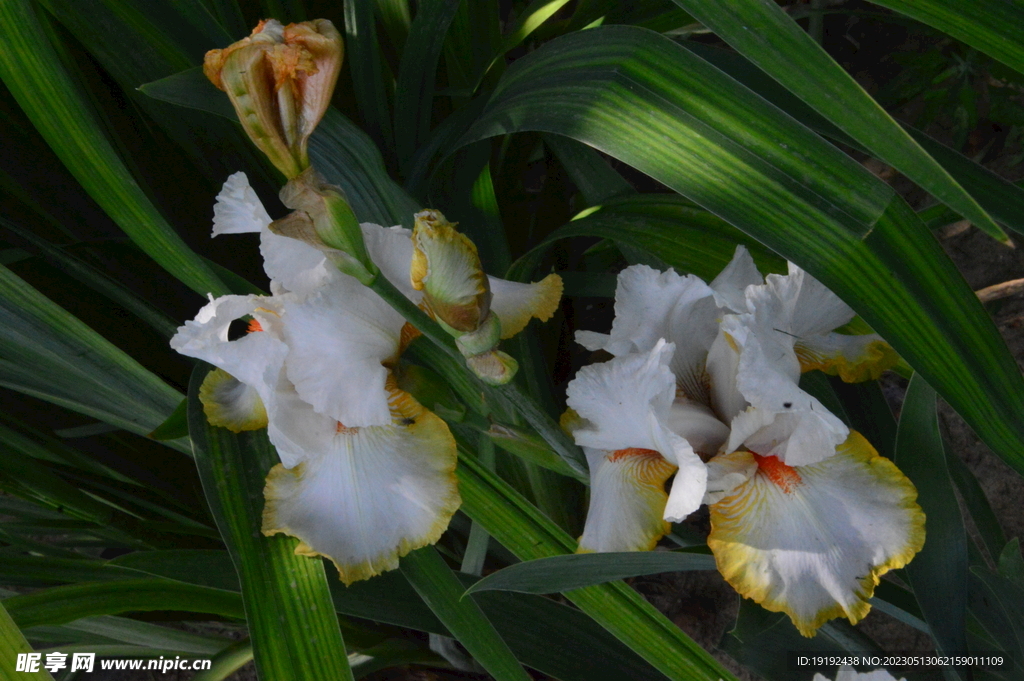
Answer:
[{"left": 204, "top": 19, "right": 342, "bottom": 178}]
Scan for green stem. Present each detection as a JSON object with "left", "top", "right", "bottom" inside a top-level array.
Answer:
[
  {"left": 368, "top": 275, "right": 588, "bottom": 476},
  {"left": 192, "top": 638, "right": 254, "bottom": 681}
]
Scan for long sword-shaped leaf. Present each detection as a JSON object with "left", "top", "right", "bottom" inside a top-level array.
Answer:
[
  {"left": 0, "top": 263, "right": 184, "bottom": 444},
  {"left": 0, "top": 599, "right": 54, "bottom": 681},
  {"left": 2, "top": 580, "right": 244, "bottom": 629},
  {"left": 455, "top": 25, "right": 1024, "bottom": 475},
  {"left": 187, "top": 364, "right": 353, "bottom": 681},
  {"left": 669, "top": 0, "right": 1008, "bottom": 243},
  {"left": 870, "top": 0, "right": 1024, "bottom": 77},
  {"left": 456, "top": 452, "right": 735, "bottom": 681},
  {"left": 466, "top": 551, "right": 716, "bottom": 595},
  {"left": 0, "top": 0, "right": 227, "bottom": 297},
  {"left": 894, "top": 375, "right": 968, "bottom": 678},
  {"left": 399, "top": 547, "right": 531, "bottom": 681}
]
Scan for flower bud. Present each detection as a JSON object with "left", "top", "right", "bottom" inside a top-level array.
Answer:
[
  {"left": 410, "top": 209, "right": 491, "bottom": 334},
  {"left": 204, "top": 19, "right": 342, "bottom": 178}
]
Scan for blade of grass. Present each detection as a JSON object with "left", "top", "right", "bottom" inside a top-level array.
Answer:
[
  {"left": 393, "top": 0, "right": 461, "bottom": 168},
  {"left": 188, "top": 364, "right": 354, "bottom": 681},
  {"left": 669, "top": 0, "right": 1008, "bottom": 243},
  {"left": 894, "top": 374, "right": 968, "bottom": 678},
  {"left": 0, "top": 0, "right": 228, "bottom": 297},
  {"left": 399, "top": 547, "right": 532, "bottom": 681},
  {"left": 3, "top": 580, "right": 244, "bottom": 629},
  {"left": 0, "top": 598, "right": 54, "bottom": 680},
  {"left": 0, "top": 263, "right": 185, "bottom": 446}
]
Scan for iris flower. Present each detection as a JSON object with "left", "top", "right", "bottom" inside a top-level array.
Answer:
[
  {"left": 171, "top": 172, "right": 560, "bottom": 583},
  {"left": 565, "top": 248, "right": 923, "bottom": 636}
]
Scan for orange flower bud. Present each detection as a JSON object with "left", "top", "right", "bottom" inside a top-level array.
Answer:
[{"left": 204, "top": 19, "right": 342, "bottom": 178}]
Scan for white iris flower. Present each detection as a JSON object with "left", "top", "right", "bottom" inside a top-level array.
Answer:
[
  {"left": 171, "top": 172, "right": 560, "bottom": 584},
  {"left": 565, "top": 247, "right": 923, "bottom": 636}
]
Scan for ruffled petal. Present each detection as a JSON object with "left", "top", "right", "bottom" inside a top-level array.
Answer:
[
  {"left": 721, "top": 314, "right": 849, "bottom": 466},
  {"left": 199, "top": 368, "right": 268, "bottom": 431},
  {"left": 565, "top": 342, "right": 677, "bottom": 455},
  {"left": 212, "top": 172, "right": 272, "bottom": 236},
  {"left": 262, "top": 382, "right": 460, "bottom": 585},
  {"left": 796, "top": 333, "right": 899, "bottom": 383},
  {"left": 577, "top": 447, "right": 676, "bottom": 553},
  {"left": 410, "top": 210, "right": 489, "bottom": 332},
  {"left": 702, "top": 450, "right": 757, "bottom": 505},
  {"left": 281, "top": 276, "right": 404, "bottom": 428},
  {"left": 170, "top": 295, "right": 289, "bottom": 418},
  {"left": 487, "top": 273, "right": 563, "bottom": 338},
  {"left": 707, "top": 432, "right": 925, "bottom": 637},
  {"left": 762, "top": 264, "right": 855, "bottom": 338},
  {"left": 576, "top": 265, "right": 719, "bottom": 401},
  {"left": 709, "top": 245, "right": 762, "bottom": 313}
]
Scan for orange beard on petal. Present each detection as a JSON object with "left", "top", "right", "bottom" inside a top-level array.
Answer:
[{"left": 752, "top": 453, "right": 802, "bottom": 493}]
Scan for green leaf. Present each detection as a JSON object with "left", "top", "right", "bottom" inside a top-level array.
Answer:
[
  {"left": 968, "top": 566, "right": 1024, "bottom": 677},
  {"left": 187, "top": 364, "right": 354, "bottom": 681},
  {"left": 456, "top": 25, "right": 1024, "bottom": 476},
  {"left": 343, "top": 0, "right": 394, "bottom": 156},
  {"left": 107, "top": 550, "right": 242, "bottom": 593},
  {"left": 0, "top": 598, "right": 54, "bottom": 680},
  {"left": 465, "top": 551, "right": 716, "bottom": 595},
  {"left": 25, "top": 615, "right": 232, "bottom": 656},
  {"left": 399, "top": 547, "right": 532, "bottom": 681},
  {"left": 542, "top": 133, "right": 633, "bottom": 206},
  {"left": 870, "top": 0, "right": 1024, "bottom": 78},
  {"left": 669, "top": 0, "right": 1007, "bottom": 243},
  {"left": 393, "top": 0, "right": 461, "bottom": 167},
  {"left": 998, "top": 539, "right": 1024, "bottom": 588},
  {"left": 149, "top": 399, "right": 189, "bottom": 441},
  {"left": 510, "top": 195, "right": 786, "bottom": 284},
  {"left": 0, "top": 0, "right": 228, "bottom": 297},
  {"left": 946, "top": 449, "right": 1006, "bottom": 562},
  {"left": 456, "top": 451, "right": 736, "bottom": 681},
  {"left": 894, "top": 374, "right": 968, "bottom": 675},
  {"left": 138, "top": 66, "right": 237, "bottom": 120},
  {"left": 679, "top": 41, "right": 1024, "bottom": 238},
  {"left": 192, "top": 638, "right": 253, "bottom": 681},
  {"left": 485, "top": 423, "right": 586, "bottom": 482},
  {"left": 0, "top": 263, "right": 185, "bottom": 446},
  {"left": 2, "top": 580, "right": 244, "bottom": 629}
]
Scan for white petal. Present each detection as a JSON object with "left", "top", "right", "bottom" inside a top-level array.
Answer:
[
  {"left": 662, "top": 449, "right": 710, "bottom": 523},
  {"left": 709, "top": 245, "right": 762, "bottom": 313},
  {"left": 170, "top": 295, "right": 289, "bottom": 418},
  {"left": 260, "top": 227, "right": 337, "bottom": 295},
  {"left": 768, "top": 264, "right": 854, "bottom": 338},
  {"left": 361, "top": 223, "right": 421, "bottom": 302},
  {"left": 796, "top": 333, "right": 898, "bottom": 383},
  {"left": 706, "top": 327, "right": 747, "bottom": 424},
  {"left": 281, "top": 277, "right": 404, "bottom": 428},
  {"left": 263, "top": 384, "right": 460, "bottom": 585},
  {"left": 577, "top": 447, "right": 676, "bottom": 553},
  {"left": 722, "top": 312, "right": 849, "bottom": 466},
  {"left": 199, "top": 368, "right": 267, "bottom": 432},
  {"left": 487, "top": 273, "right": 563, "bottom": 338},
  {"left": 702, "top": 450, "right": 757, "bottom": 505},
  {"left": 212, "top": 172, "right": 272, "bottom": 236},
  {"left": 565, "top": 342, "right": 676, "bottom": 454},
  {"left": 707, "top": 432, "right": 925, "bottom": 637},
  {"left": 664, "top": 400, "right": 729, "bottom": 457}
]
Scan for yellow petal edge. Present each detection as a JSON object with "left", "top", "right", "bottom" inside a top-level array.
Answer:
[
  {"left": 199, "top": 368, "right": 268, "bottom": 432},
  {"left": 262, "top": 383, "right": 460, "bottom": 585},
  {"left": 708, "top": 432, "right": 925, "bottom": 637},
  {"left": 796, "top": 338, "right": 899, "bottom": 383}
]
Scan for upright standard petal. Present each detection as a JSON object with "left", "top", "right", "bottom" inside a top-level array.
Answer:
[
  {"left": 707, "top": 432, "right": 925, "bottom": 637},
  {"left": 708, "top": 245, "right": 762, "bottom": 313},
  {"left": 281, "top": 275, "right": 405, "bottom": 428},
  {"left": 575, "top": 265, "right": 718, "bottom": 402},
  {"left": 263, "top": 380, "right": 460, "bottom": 585},
  {"left": 578, "top": 446, "right": 677, "bottom": 553}
]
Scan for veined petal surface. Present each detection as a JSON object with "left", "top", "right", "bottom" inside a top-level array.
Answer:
[
  {"left": 578, "top": 446, "right": 676, "bottom": 553},
  {"left": 263, "top": 382, "right": 460, "bottom": 585},
  {"left": 707, "top": 432, "right": 925, "bottom": 637},
  {"left": 576, "top": 265, "right": 718, "bottom": 401},
  {"left": 281, "top": 276, "right": 405, "bottom": 428},
  {"left": 796, "top": 333, "right": 899, "bottom": 383},
  {"left": 487, "top": 273, "right": 563, "bottom": 338}
]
